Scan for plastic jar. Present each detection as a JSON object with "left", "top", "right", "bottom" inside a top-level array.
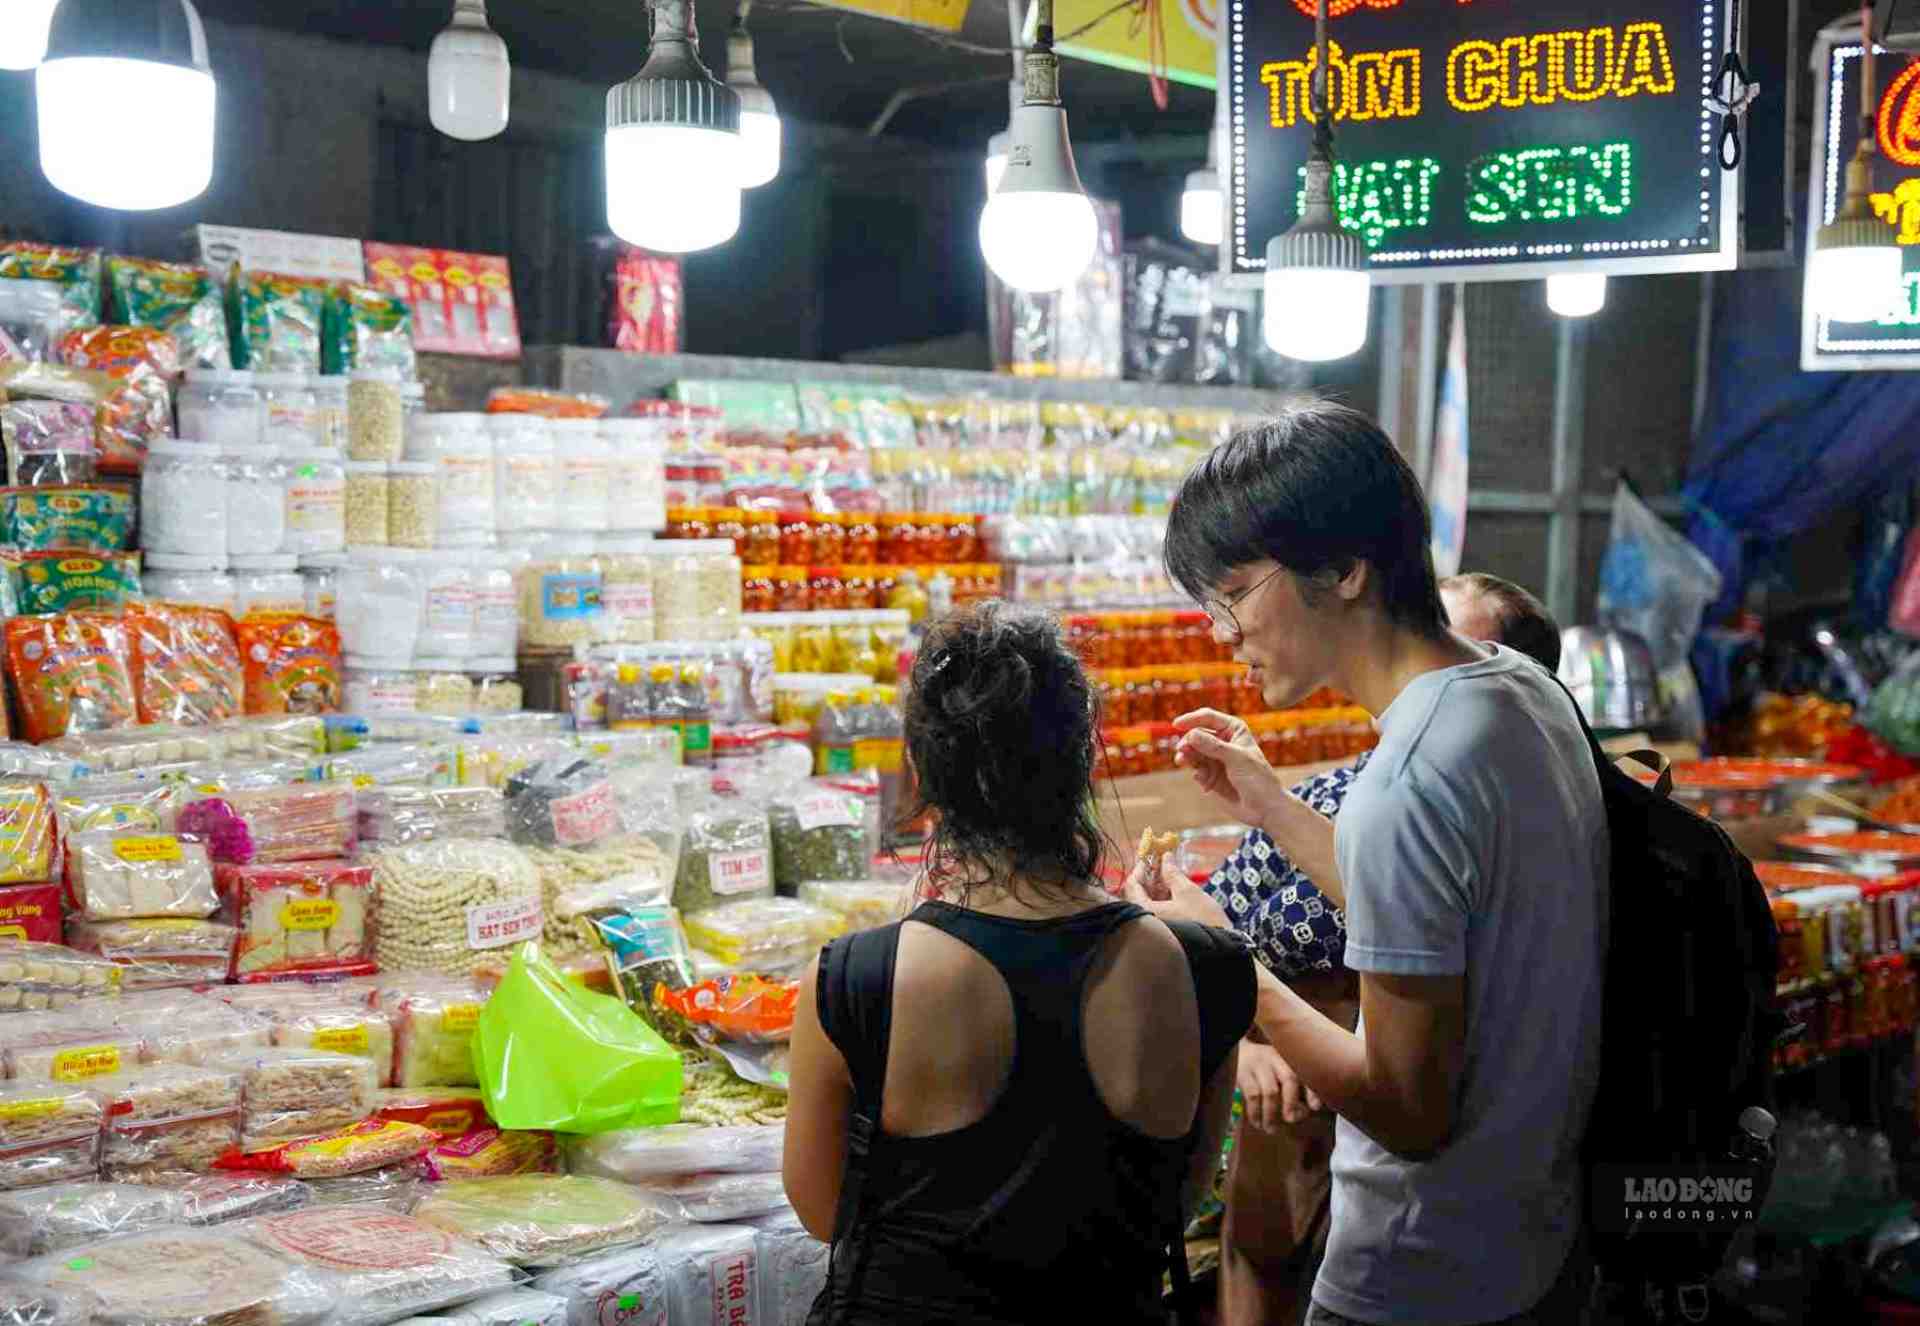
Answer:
[
  {"left": 779, "top": 511, "right": 812, "bottom": 565},
  {"left": 387, "top": 460, "right": 438, "bottom": 548},
  {"left": 281, "top": 445, "right": 346, "bottom": 555},
  {"left": 417, "top": 554, "right": 476, "bottom": 658},
  {"left": 513, "top": 533, "right": 604, "bottom": 649},
  {"left": 598, "top": 418, "right": 666, "bottom": 532},
  {"left": 300, "top": 551, "right": 349, "bottom": 620},
  {"left": 401, "top": 381, "right": 427, "bottom": 445},
  {"left": 176, "top": 369, "right": 259, "bottom": 450},
  {"left": 742, "top": 509, "right": 780, "bottom": 565},
  {"left": 141, "top": 440, "right": 230, "bottom": 557},
  {"left": 343, "top": 656, "right": 417, "bottom": 715},
  {"left": 311, "top": 375, "right": 348, "bottom": 451},
  {"left": 142, "top": 553, "right": 234, "bottom": 611},
  {"left": 336, "top": 547, "right": 426, "bottom": 660},
  {"left": 343, "top": 462, "right": 390, "bottom": 545},
  {"left": 596, "top": 533, "right": 658, "bottom": 645},
  {"left": 741, "top": 566, "right": 775, "bottom": 614},
  {"left": 489, "top": 414, "right": 558, "bottom": 531},
  {"left": 223, "top": 446, "right": 286, "bottom": 556},
  {"left": 844, "top": 511, "right": 879, "bottom": 564},
  {"left": 347, "top": 368, "right": 405, "bottom": 461},
  {"left": 551, "top": 420, "right": 613, "bottom": 532},
  {"left": 414, "top": 658, "right": 476, "bottom": 715},
  {"left": 256, "top": 372, "right": 322, "bottom": 451},
  {"left": 654, "top": 538, "right": 741, "bottom": 642},
  {"left": 230, "top": 553, "right": 303, "bottom": 617},
  {"left": 410, "top": 413, "right": 494, "bottom": 544},
  {"left": 467, "top": 547, "right": 521, "bottom": 658},
  {"left": 468, "top": 658, "right": 523, "bottom": 712}
]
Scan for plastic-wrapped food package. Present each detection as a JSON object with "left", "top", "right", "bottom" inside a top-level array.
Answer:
[
  {"left": 130, "top": 998, "right": 273, "bottom": 1068},
  {"left": 795, "top": 879, "right": 909, "bottom": 934},
  {"left": 564, "top": 1123, "right": 784, "bottom": 1184},
  {"left": 745, "top": 1207, "right": 828, "bottom": 1326},
  {"left": 2, "top": 1020, "right": 143, "bottom": 1086},
  {"left": 681, "top": 898, "right": 840, "bottom": 974},
  {"left": 528, "top": 1244, "right": 666, "bottom": 1326},
  {"left": 412, "top": 1127, "right": 557, "bottom": 1181},
  {"left": 314, "top": 743, "right": 454, "bottom": 791},
  {"left": 104, "top": 256, "right": 229, "bottom": 372},
  {"left": 563, "top": 894, "right": 691, "bottom": 1013},
  {"left": 504, "top": 759, "right": 620, "bottom": 851},
  {"left": 359, "top": 786, "right": 506, "bottom": 845},
  {"left": 0, "top": 941, "right": 121, "bottom": 1012},
  {"left": 652, "top": 1223, "right": 760, "bottom": 1326},
  {"left": 52, "top": 777, "right": 184, "bottom": 835},
  {"left": 216, "top": 860, "right": 377, "bottom": 982},
  {"left": 0, "top": 883, "right": 60, "bottom": 946},
  {"left": 416, "top": 1288, "right": 570, "bottom": 1326},
  {"left": 371, "top": 840, "right": 543, "bottom": 978},
  {"left": 379, "top": 977, "right": 492, "bottom": 1088},
  {"left": 766, "top": 783, "right": 870, "bottom": 893},
  {"left": 267, "top": 1005, "right": 395, "bottom": 1087},
  {"left": 672, "top": 793, "right": 773, "bottom": 916},
  {"left": 0, "top": 1084, "right": 102, "bottom": 1190},
  {"left": 64, "top": 830, "right": 218, "bottom": 921},
  {"left": 0, "top": 785, "right": 55, "bottom": 892},
  {"left": 0, "top": 1279, "right": 93, "bottom": 1326},
  {"left": 411, "top": 1174, "right": 671, "bottom": 1267},
  {"left": 14, "top": 1227, "right": 331, "bottom": 1326},
  {"left": 0, "top": 1180, "right": 201, "bottom": 1257},
  {"left": 96, "top": 1064, "right": 244, "bottom": 1176},
  {"left": 522, "top": 837, "right": 673, "bottom": 960},
  {"left": 205, "top": 1047, "right": 377, "bottom": 1148},
  {"left": 299, "top": 1166, "right": 423, "bottom": 1212},
  {"left": 369, "top": 1086, "right": 488, "bottom": 1138},
  {"left": 453, "top": 736, "right": 577, "bottom": 793},
  {"left": 179, "top": 784, "right": 357, "bottom": 866},
  {"left": 64, "top": 919, "right": 239, "bottom": 991},
  {"left": 125, "top": 602, "right": 246, "bottom": 727},
  {"left": 216, "top": 1117, "right": 437, "bottom": 1178},
  {"left": 630, "top": 1171, "right": 788, "bottom": 1224}
]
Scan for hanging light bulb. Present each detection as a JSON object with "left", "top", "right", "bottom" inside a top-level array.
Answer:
[
  {"left": 606, "top": 0, "right": 743, "bottom": 254},
  {"left": 1263, "top": 0, "right": 1369, "bottom": 360},
  {"left": 37, "top": 0, "right": 216, "bottom": 210},
  {"left": 1546, "top": 274, "right": 1607, "bottom": 318},
  {"left": 978, "top": 0, "right": 1097, "bottom": 293},
  {"left": 1180, "top": 121, "right": 1223, "bottom": 247},
  {"left": 984, "top": 75, "right": 1021, "bottom": 194},
  {"left": 726, "top": 6, "right": 779, "bottom": 188},
  {"left": 429, "top": 0, "right": 510, "bottom": 141},
  {"left": 0, "top": 0, "right": 59, "bottom": 71},
  {"left": 1812, "top": 13, "right": 1903, "bottom": 322}
]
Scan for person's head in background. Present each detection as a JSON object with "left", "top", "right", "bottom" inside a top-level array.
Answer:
[{"left": 1439, "top": 572, "right": 1562, "bottom": 672}]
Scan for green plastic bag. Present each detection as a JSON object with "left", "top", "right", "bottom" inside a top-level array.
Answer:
[{"left": 474, "top": 942, "right": 683, "bottom": 1133}]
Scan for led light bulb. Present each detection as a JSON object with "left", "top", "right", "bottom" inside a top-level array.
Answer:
[
  {"left": 1546, "top": 273, "right": 1607, "bottom": 318},
  {"left": 1263, "top": 269, "right": 1370, "bottom": 362},
  {"left": 1810, "top": 245, "right": 1904, "bottom": 322},
  {"left": 986, "top": 130, "right": 1010, "bottom": 194},
  {"left": 0, "top": 0, "right": 58, "bottom": 71},
  {"left": 727, "top": 26, "right": 779, "bottom": 188},
  {"left": 980, "top": 99, "right": 1098, "bottom": 293},
  {"left": 429, "top": 0, "right": 510, "bottom": 141},
  {"left": 1180, "top": 167, "right": 1222, "bottom": 247}
]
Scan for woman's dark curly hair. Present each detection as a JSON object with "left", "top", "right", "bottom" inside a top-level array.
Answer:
[{"left": 904, "top": 601, "right": 1105, "bottom": 896}]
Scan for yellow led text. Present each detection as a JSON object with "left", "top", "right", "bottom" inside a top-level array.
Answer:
[
  {"left": 1445, "top": 22, "right": 1675, "bottom": 114},
  {"left": 1872, "top": 179, "right": 1920, "bottom": 245},
  {"left": 1260, "top": 41, "right": 1423, "bottom": 127}
]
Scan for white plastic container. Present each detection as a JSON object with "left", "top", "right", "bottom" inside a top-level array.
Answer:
[
  {"left": 175, "top": 368, "right": 259, "bottom": 450},
  {"left": 468, "top": 657, "right": 523, "bottom": 712},
  {"left": 229, "top": 553, "right": 304, "bottom": 618},
  {"left": 344, "top": 462, "right": 389, "bottom": 546},
  {"left": 281, "top": 446, "right": 347, "bottom": 555},
  {"left": 550, "top": 419, "right": 612, "bottom": 532},
  {"left": 300, "top": 551, "right": 349, "bottom": 620},
  {"left": 489, "top": 414, "right": 557, "bottom": 532},
  {"left": 348, "top": 368, "right": 405, "bottom": 462},
  {"left": 343, "top": 656, "right": 418, "bottom": 715},
  {"left": 224, "top": 446, "right": 286, "bottom": 557},
  {"left": 141, "top": 439, "right": 229, "bottom": 558},
  {"left": 599, "top": 418, "right": 667, "bottom": 532},
  {"left": 255, "top": 372, "right": 322, "bottom": 451},
  {"left": 417, "top": 554, "right": 476, "bottom": 659},
  {"left": 414, "top": 657, "right": 476, "bottom": 715},
  {"left": 468, "top": 547, "right": 522, "bottom": 659},
  {"left": 387, "top": 460, "right": 438, "bottom": 549},
  {"left": 311, "top": 375, "right": 348, "bottom": 452},
  {"left": 142, "top": 553, "right": 234, "bottom": 612},
  {"left": 336, "top": 546, "right": 426, "bottom": 660},
  {"left": 410, "top": 413, "right": 495, "bottom": 545},
  {"left": 596, "top": 532, "right": 657, "bottom": 644}
]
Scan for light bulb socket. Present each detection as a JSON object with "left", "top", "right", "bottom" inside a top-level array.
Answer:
[
  {"left": 724, "top": 29, "right": 775, "bottom": 117},
  {"left": 1819, "top": 137, "right": 1899, "bottom": 248},
  {"left": 1184, "top": 167, "right": 1219, "bottom": 194},
  {"left": 46, "top": 0, "right": 209, "bottom": 73},
  {"left": 449, "top": 0, "right": 492, "bottom": 31},
  {"left": 1267, "top": 155, "right": 1366, "bottom": 274},
  {"left": 608, "top": 0, "right": 740, "bottom": 136},
  {"left": 1021, "top": 45, "right": 1062, "bottom": 107},
  {"left": 996, "top": 101, "right": 1085, "bottom": 198}
]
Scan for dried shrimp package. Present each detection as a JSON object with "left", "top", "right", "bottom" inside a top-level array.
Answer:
[
  {"left": 13, "top": 1227, "right": 332, "bottom": 1326},
  {"left": 371, "top": 839, "right": 542, "bottom": 978},
  {"left": 411, "top": 1174, "right": 671, "bottom": 1266}
]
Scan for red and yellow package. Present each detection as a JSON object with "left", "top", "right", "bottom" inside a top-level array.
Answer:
[
  {"left": 0, "top": 790, "right": 56, "bottom": 886},
  {"left": 127, "top": 601, "right": 243, "bottom": 726},
  {"left": 652, "top": 974, "right": 798, "bottom": 1043},
  {"left": 234, "top": 612, "right": 341, "bottom": 716},
  {"left": 0, "top": 882, "right": 61, "bottom": 941},
  {"left": 483, "top": 387, "right": 608, "bottom": 419},
  {"left": 55, "top": 325, "right": 178, "bottom": 472},
  {"left": 412, "top": 1126, "right": 558, "bottom": 1181},
  {"left": 214, "top": 1117, "right": 437, "bottom": 1178},
  {"left": 5, "top": 610, "right": 136, "bottom": 743},
  {"left": 370, "top": 1086, "right": 490, "bottom": 1138}
]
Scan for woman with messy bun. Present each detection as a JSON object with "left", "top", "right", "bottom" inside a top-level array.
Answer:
[{"left": 783, "top": 601, "right": 1255, "bottom": 1325}]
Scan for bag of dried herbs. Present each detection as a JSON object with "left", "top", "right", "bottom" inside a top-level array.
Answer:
[
  {"left": 766, "top": 780, "right": 870, "bottom": 895},
  {"left": 672, "top": 785, "right": 773, "bottom": 917}
]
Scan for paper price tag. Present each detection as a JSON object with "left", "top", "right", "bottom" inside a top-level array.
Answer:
[
  {"left": 311, "top": 1025, "right": 371, "bottom": 1054},
  {"left": 279, "top": 898, "right": 341, "bottom": 931},
  {"left": 708, "top": 849, "right": 771, "bottom": 897},
  {"left": 112, "top": 835, "right": 182, "bottom": 863},
  {"left": 793, "top": 789, "right": 858, "bottom": 832},
  {"left": 441, "top": 1003, "right": 482, "bottom": 1033},
  {"left": 465, "top": 896, "right": 543, "bottom": 950},
  {"left": 51, "top": 1044, "right": 121, "bottom": 1081}
]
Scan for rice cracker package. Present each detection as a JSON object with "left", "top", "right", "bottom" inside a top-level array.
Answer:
[
  {"left": 127, "top": 601, "right": 244, "bottom": 725},
  {"left": 236, "top": 613, "right": 342, "bottom": 716},
  {"left": 6, "top": 610, "right": 136, "bottom": 743}
]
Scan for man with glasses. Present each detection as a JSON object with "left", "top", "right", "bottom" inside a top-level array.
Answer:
[{"left": 1128, "top": 403, "right": 1604, "bottom": 1326}]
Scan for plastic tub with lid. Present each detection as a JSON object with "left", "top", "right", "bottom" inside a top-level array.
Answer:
[
  {"left": 409, "top": 412, "right": 495, "bottom": 544},
  {"left": 142, "top": 553, "right": 234, "bottom": 612},
  {"left": 299, "top": 551, "right": 350, "bottom": 620},
  {"left": 335, "top": 546, "right": 426, "bottom": 659},
  {"left": 466, "top": 657, "right": 523, "bottom": 713},
  {"left": 223, "top": 446, "right": 286, "bottom": 557},
  {"left": 176, "top": 368, "right": 259, "bottom": 449},
  {"left": 141, "top": 439, "right": 230, "bottom": 557},
  {"left": 343, "top": 656, "right": 418, "bottom": 716},
  {"left": 280, "top": 445, "right": 346, "bottom": 555},
  {"left": 550, "top": 418, "right": 612, "bottom": 532},
  {"left": 489, "top": 414, "right": 557, "bottom": 531},
  {"left": 255, "top": 372, "right": 322, "bottom": 451},
  {"left": 230, "top": 553, "right": 303, "bottom": 617},
  {"left": 414, "top": 656, "right": 476, "bottom": 715}
]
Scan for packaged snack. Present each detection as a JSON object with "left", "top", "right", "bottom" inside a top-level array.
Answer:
[
  {"left": 569, "top": 896, "right": 692, "bottom": 1012},
  {"left": 96, "top": 1063, "right": 244, "bottom": 1175},
  {"left": 163, "top": 1171, "right": 311, "bottom": 1223},
  {"left": 528, "top": 1245, "right": 666, "bottom": 1326},
  {"left": 671, "top": 794, "right": 773, "bottom": 916},
  {"left": 484, "top": 388, "right": 608, "bottom": 420},
  {"left": 0, "top": 1004, "right": 141, "bottom": 1083},
  {"left": 217, "top": 859, "right": 376, "bottom": 981},
  {"left": 368, "top": 1086, "right": 488, "bottom": 1138},
  {"left": 3, "top": 550, "right": 141, "bottom": 615},
  {"left": 216, "top": 1117, "right": 435, "bottom": 1177},
  {"left": 64, "top": 831, "right": 217, "bottom": 922},
  {"left": 370, "top": 840, "right": 542, "bottom": 979},
  {"left": 563, "top": 1123, "right": 784, "bottom": 1183},
  {"left": 65, "top": 919, "right": 239, "bottom": 990},
  {"left": 0, "top": 245, "right": 101, "bottom": 360},
  {"left": 0, "top": 785, "right": 55, "bottom": 889},
  {"left": 0, "top": 940, "right": 119, "bottom": 1012},
  {"left": 379, "top": 976, "right": 492, "bottom": 1088},
  {"left": 0, "top": 486, "right": 133, "bottom": 553},
  {"left": 411, "top": 1126, "right": 557, "bottom": 1181},
  {"left": 746, "top": 1206, "right": 829, "bottom": 1326},
  {"left": 0, "top": 1083, "right": 102, "bottom": 1189},
  {"left": 767, "top": 782, "right": 870, "bottom": 892},
  {"left": 232, "top": 613, "right": 343, "bottom": 716},
  {"left": 421, "top": 1288, "right": 569, "bottom": 1326},
  {"left": 5, "top": 612, "right": 136, "bottom": 744},
  {"left": 15, "top": 1227, "right": 330, "bottom": 1326},
  {"left": 268, "top": 1006, "right": 394, "bottom": 1086},
  {"left": 653, "top": 973, "right": 798, "bottom": 1044},
  {"left": 126, "top": 603, "right": 245, "bottom": 727},
  {"left": 795, "top": 879, "right": 908, "bottom": 934},
  {"left": 0, "top": 885, "right": 63, "bottom": 947},
  {"left": 124, "top": 996, "right": 272, "bottom": 1068},
  {"left": 523, "top": 837, "right": 672, "bottom": 960},
  {"left": 205, "top": 1047, "right": 377, "bottom": 1147},
  {"left": 358, "top": 785, "right": 507, "bottom": 845},
  {"left": 298, "top": 1166, "right": 422, "bottom": 1212},
  {"left": 651, "top": 1224, "right": 760, "bottom": 1326},
  {"left": 680, "top": 898, "right": 839, "bottom": 976},
  {"left": 0, "top": 746, "right": 84, "bottom": 783},
  {"left": 411, "top": 1174, "right": 671, "bottom": 1266},
  {"left": 180, "top": 783, "right": 357, "bottom": 866},
  {"left": 632, "top": 1171, "right": 787, "bottom": 1224},
  {"left": 0, "top": 1180, "right": 198, "bottom": 1257},
  {"left": 323, "top": 284, "right": 416, "bottom": 377},
  {"left": 54, "top": 323, "right": 179, "bottom": 472},
  {"left": 504, "top": 758, "right": 620, "bottom": 851},
  {"left": 53, "top": 777, "right": 184, "bottom": 835},
  {"left": 232, "top": 271, "right": 331, "bottom": 374},
  {"left": 103, "top": 256, "right": 230, "bottom": 371},
  {"left": 0, "top": 401, "right": 95, "bottom": 487}
]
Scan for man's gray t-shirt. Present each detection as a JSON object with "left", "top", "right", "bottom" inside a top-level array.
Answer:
[{"left": 1312, "top": 645, "right": 1608, "bottom": 1326}]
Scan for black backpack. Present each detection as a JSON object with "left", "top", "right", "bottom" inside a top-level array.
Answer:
[{"left": 1566, "top": 697, "right": 1781, "bottom": 1323}]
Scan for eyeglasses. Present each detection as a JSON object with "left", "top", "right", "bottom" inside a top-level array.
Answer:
[{"left": 1200, "top": 564, "right": 1286, "bottom": 641}]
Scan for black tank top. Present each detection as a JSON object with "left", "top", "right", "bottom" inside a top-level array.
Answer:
[{"left": 809, "top": 899, "right": 1254, "bottom": 1326}]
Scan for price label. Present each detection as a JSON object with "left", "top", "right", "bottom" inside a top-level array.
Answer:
[
  {"left": 51, "top": 1045, "right": 121, "bottom": 1081},
  {"left": 708, "top": 849, "right": 771, "bottom": 897},
  {"left": 465, "top": 896, "right": 543, "bottom": 951},
  {"left": 311, "top": 1025, "right": 370, "bottom": 1054},
  {"left": 0, "top": 1096, "right": 61, "bottom": 1121},
  {"left": 550, "top": 781, "right": 620, "bottom": 847},
  {"left": 441, "top": 1003, "right": 482, "bottom": 1034},
  {"left": 112, "top": 835, "right": 182, "bottom": 863},
  {"left": 279, "top": 898, "right": 341, "bottom": 932},
  {"left": 794, "top": 789, "right": 858, "bottom": 832}
]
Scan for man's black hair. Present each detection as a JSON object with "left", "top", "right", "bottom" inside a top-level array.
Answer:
[{"left": 1163, "top": 402, "right": 1448, "bottom": 638}]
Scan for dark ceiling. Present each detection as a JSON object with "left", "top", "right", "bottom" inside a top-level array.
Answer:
[{"left": 188, "top": 0, "right": 1212, "bottom": 148}]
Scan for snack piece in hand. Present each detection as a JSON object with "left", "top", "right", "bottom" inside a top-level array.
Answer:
[{"left": 1135, "top": 828, "right": 1179, "bottom": 901}]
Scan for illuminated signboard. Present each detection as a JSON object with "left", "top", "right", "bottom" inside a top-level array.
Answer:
[
  {"left": 1225, "top": 0, "right": 1741, "bottom": 283},
  {"left": 1802, "top": 32, "right": 1920, "bottom": 370}
]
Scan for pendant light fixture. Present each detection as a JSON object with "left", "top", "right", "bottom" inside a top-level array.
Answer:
[
  {"left": 1180, "top": 125, "right": 1223, "bottom": 247},
  {"left": 606, "top": 0, "right": 743, "bottom": 254},
  {"left": 0, "top": 0, "right": 59, "bottom": 72},
  {"left": 1811, "top": 10, "right": 1902, "bottom": 322},
  {"left": 37, "top": 0, "right": 216, "bottom": 210},
  {"left": 429, "top": 0, "right": 510, "bottom": 141},
  {"left": 985, "top": 70, "right": 1021, "bottom": 194},
  {"left": 978, "top": 0, "right": 1098, "bottom": 293},
  {"left": 1262, "top": 0, "right": 1369, "bottom": 361},
  {"left": 726, "top": 3, "right": 779, "bottom": 188},
  {"left": 1545, "top": 274, "right": 1607, "bottom": 318}
]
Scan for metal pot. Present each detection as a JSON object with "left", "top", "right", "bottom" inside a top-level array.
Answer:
[{"left": 1557, "top": 625, "right": 1664, "bottom": 731}]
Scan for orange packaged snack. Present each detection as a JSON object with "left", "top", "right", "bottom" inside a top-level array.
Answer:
[
  {"left": 55, "top": 325, "right": 178, "bottom": 472},
  {"left": 127, "top": 601, "right": 244, "bottom": 725},
  {"left": 5, "top": 610, "right": 136, "bottom": 743},
  {"left": 652, "top": 974, "right": 799, "bottom": 1043},
  {"left": 235, "top": 612, "right": 342, "bottom": 715},
  {"left": 214, "top": 1116, "right": 438, "bottom": 1177}
]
